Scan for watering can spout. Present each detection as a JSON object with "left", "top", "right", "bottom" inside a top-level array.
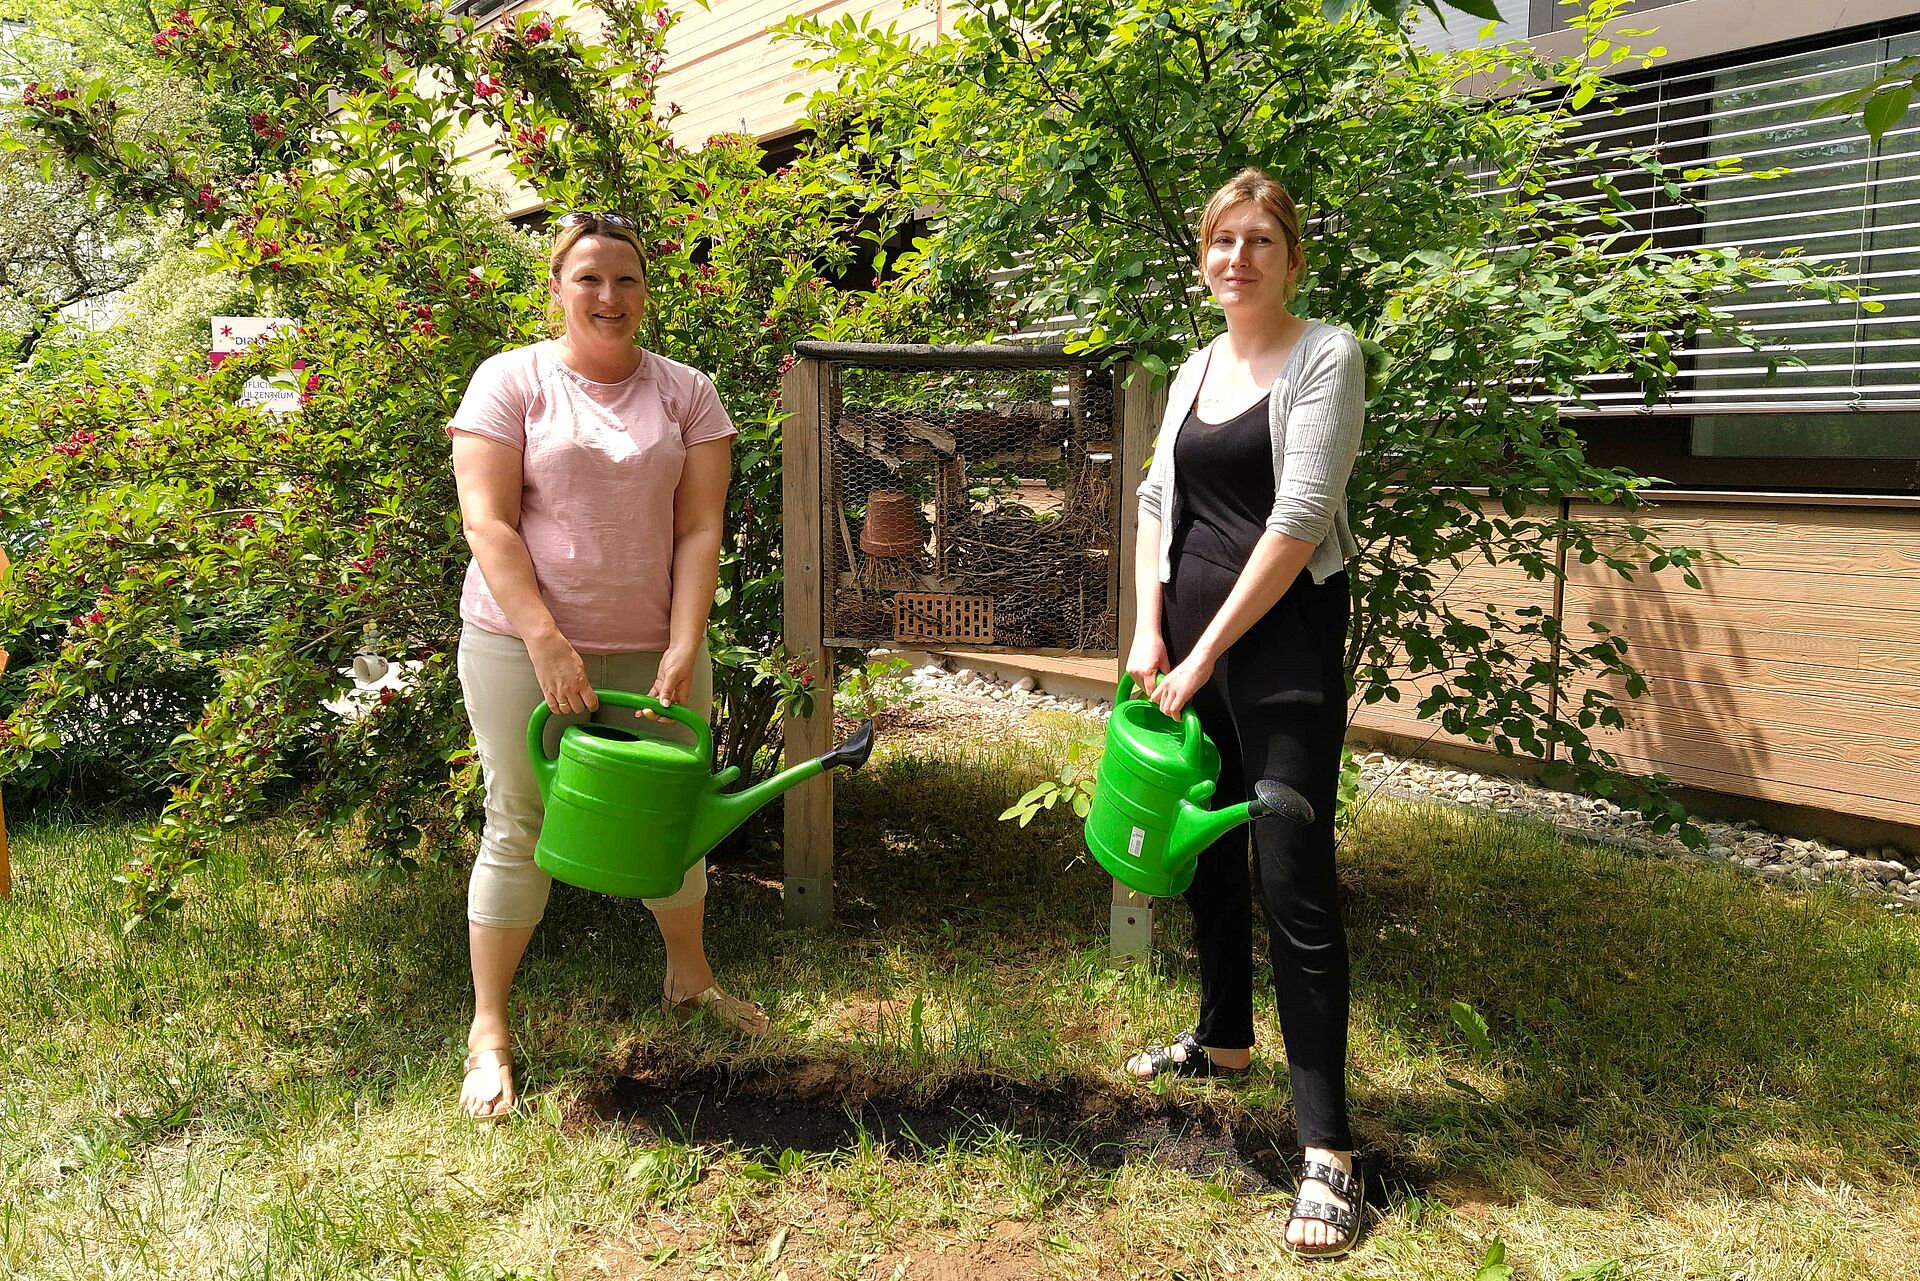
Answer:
[
  {"left": 1167, "top": 778, "right": 1316, "bottom": 867},
  {"left": 821, "top": 719, "right": 875, "bottom": 771},
  {"left": 685, "top": 719, "right": 876, "bottom": 860},
  {"left": 1249, "top": 778, "right": 1315, "bottom": 826}
]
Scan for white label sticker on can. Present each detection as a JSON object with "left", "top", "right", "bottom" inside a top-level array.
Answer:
[{"left": 1128, "top": 827, "right": 1145, "bottom": 857}]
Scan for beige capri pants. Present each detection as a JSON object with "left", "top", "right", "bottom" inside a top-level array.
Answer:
[{"left": 457, "top": 623, "right": 710, "bottom": 927}]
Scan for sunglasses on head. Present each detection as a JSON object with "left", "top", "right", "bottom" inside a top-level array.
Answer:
[{"left": 555, "top": 211, "right": 638, "bottom": 231}]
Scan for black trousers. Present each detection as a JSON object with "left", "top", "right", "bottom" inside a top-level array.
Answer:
[{"left": 1161, "top": 556, "right": 1352, "bottom": 1151}]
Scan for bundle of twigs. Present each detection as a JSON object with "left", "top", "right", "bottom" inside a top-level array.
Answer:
[{"left": 944, "top": 499, "right": 1114, "bottom": 649}]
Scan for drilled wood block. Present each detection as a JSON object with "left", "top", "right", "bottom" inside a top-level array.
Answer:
[{"left": 892, "top": 592, "right": 996, "bottom": 645}]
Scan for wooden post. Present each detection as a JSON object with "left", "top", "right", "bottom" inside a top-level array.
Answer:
[
  {"left": 1110, "top": 361, "right": 1166, "bottom": 957},
  {"left": 781, "top": 358, "right": 835, "bottom": 926}
]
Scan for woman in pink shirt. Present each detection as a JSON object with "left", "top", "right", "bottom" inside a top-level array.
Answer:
[{"left": 449, "top": 214, "right": 766, "bottom": 1121}]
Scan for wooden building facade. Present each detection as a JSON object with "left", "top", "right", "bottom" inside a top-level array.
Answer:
[{"left": 1362, "top": 1, "right": 1920, "bottom": 846}]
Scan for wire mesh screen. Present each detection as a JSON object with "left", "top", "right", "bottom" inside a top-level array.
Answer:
[{"left": 812, "top": 349, "right": 1121, "bottom": 654}]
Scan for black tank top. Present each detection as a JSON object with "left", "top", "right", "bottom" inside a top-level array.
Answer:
[{"left": 1171, "top": 392, "right": 1274, "bottom": 572}]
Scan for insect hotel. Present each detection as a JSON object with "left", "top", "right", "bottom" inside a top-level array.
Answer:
[{"left": 779, "top": 342, "right": 1164, "bottom": 939}]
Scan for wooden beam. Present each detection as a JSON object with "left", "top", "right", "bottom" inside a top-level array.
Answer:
[
  {"left": 781, "top": 358, "right": 834, "bottom": 926},
  {"left": 1114, "top": 360, "right": 1164, "bottom": 681},
  {"left": 1111, "top": 361, "right": 1166, "bottom": 956}
]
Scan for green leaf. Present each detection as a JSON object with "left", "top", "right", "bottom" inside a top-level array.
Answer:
[
  {"left": 1863, "top": 86, "right": 1912, "bottom": 144},
  {"left": 1475, "top": 1239, "right": 1514, "bottom": 1281},
  {"left": 1450, "top": 999, "right": 1494, "bottom": 1057}
]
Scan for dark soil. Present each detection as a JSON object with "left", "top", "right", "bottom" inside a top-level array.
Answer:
[{"left": 586, "top": 1047, "right": 1425, "bottom": 1205}]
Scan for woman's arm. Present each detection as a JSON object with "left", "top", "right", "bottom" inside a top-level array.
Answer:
[
  {"left": 1149, "top": 530, "right": 1315, "bottom": 718},
  {"left": 452, "top": 431, "right": 597, "bottom": 712},
  {"left": 650, "top": 436, "right": 731, "bottom": 709},
  {"left": 1126, "top": 510, "right": 1171, "bottom": 689}
]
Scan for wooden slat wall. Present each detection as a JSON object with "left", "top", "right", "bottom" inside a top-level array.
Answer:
[
  {"left": 1355, "top": 500, "right": 1920, "bottom": 828},
  {"left": 451, "top": 1, "right": 948, "bottom": 216},
  {"left": 658, "top": 0, "right": 945, "bottom": 146},
  {"left": 1560, "top": 501, "right": 1920, "bottom": 826}
]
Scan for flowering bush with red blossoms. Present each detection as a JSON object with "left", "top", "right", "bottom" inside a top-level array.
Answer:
[{"left": 0, "top": 0, "right": 981, "bottom": 927}]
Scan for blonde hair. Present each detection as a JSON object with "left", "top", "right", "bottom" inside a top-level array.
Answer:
[
  {"left": 547, "top": 219, "right": 650, "bottom": 336},
  {"left": 1197, "top": 168, "right": 1304, "bottom": 298}
]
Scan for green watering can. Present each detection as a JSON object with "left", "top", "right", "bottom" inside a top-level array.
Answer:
[
  {"left": 529, "top": 690, "right": 874, "bottom": 898},
  {"left": 1085, "top": 675, "right": 1315, "bottom": 898}
]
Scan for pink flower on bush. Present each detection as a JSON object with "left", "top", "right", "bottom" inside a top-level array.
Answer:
[
  {"left": 195, "top": 184, "right": 219, "bottom": 212},
  {"left": 23, "top": 84, "right": 76, "bottom": 109},
  {"left": 72, "top": 609, "right": 106, "bottom": 628},
  {"left": 236, "top": 514, "right": 257, "bottom": 531},
  {"left": 52, "top": 429, "right": 97, "bottom": 456},
  {"left": 525, "top": 18, "right": 553, "bottom": 43},
  {"left": 475, "top": 75, "right": 501, "bottom": 98}
]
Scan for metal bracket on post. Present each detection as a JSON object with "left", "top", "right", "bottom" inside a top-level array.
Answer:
[
  {"left": 784, "top": 875, "right": 832, "bottom": 927},
  {"left": 1109, "top": 877, "right": 1152, "bottom": 958}
]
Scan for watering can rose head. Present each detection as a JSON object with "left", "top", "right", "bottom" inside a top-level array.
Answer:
[{"left": 527, "top": 689, "right": 873, "bottom": 899}]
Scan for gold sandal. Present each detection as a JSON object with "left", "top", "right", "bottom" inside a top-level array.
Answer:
[
  {"left": 460, "top": 1046, "right": 516, "bottom": 1120},
  {"left": 662, "top": 984, "right": 771, "bottom": 1036}
]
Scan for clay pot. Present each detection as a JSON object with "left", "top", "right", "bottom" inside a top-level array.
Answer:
[{"left": 860, "top": 488, "right": 923, "bottom": 558}]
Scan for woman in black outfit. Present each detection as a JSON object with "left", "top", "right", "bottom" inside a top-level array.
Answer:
[{"left": 1124, "top": 168, "right": 1368, "bottom": 1258}]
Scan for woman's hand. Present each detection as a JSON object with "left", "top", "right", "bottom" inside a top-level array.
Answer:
[
  {"left": 1125, "top": 631, "right": 1170, "bottom": 694},
  {"left": 1151, "top": 651, "right": 1216, "bottom": 719},
  {"left": 527, "top": 629, "right": 597, "bottom": 715},
  {"left": 645, "top": 645, "right": 697, "bottom": 719}
]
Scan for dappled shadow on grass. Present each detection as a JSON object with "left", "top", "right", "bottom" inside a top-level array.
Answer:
[
  {"left": 10, "top": 743, "right": 1919, "bottom": 1216},
  {"left": 584, "top": 1043, "right": 1426, "bottom": 1207},
  {"left": 1341, "top": 801, "right": 1920, "bottom": 1191}
]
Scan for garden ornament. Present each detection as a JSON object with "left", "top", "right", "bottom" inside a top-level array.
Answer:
[
  {"left": 528, "top": 690, "right": 874, "bottom": 898},
  {"left": 1086, "top": 674, "right": 1314, "bottom": 897}
]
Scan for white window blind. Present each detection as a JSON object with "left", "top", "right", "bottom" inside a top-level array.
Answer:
[{"left": 1550, "top": 30, "right": 1920, "bottom": 414}]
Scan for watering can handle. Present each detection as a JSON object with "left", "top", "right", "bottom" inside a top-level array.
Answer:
[
  {"left": 590, "top": 689, "right": 715, "bottom": 763},
  {"left": 525, "top": 689, "right": 715, "bottom": 765},
  {"left": 1113, "top": 673, "right": 1205, "bottom": 766}
]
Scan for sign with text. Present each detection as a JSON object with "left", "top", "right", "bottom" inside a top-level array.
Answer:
[{"left": 210, "top": 316, "right": 301, "bottom": 413}]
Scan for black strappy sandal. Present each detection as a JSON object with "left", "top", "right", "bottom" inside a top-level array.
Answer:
[
  {"left": 1123, "top": 1030, "right": 1248, "bottom": 1082},
  {"left": 1285, "top": 1156, "right": 1366, "bottom": 1259}
]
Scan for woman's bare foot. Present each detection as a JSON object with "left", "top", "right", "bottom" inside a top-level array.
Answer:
[
  {"left": 460, "top": 1045, "right": 515, "bottom": 1119},
  {"left": 663, "top": 982, "right": 771, "bottom": 1036},
  {"left": 1123, "top": 1033, "right": 1251, "bottom": 1080}
]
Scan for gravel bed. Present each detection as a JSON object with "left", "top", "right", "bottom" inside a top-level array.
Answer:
[{"left": 895, "top": 660, "right": 1919, "bottom": 912}]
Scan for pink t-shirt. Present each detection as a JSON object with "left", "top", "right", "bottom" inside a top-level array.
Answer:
[{"left": 450, "top": 341, "right": 735, "bottom": 653}]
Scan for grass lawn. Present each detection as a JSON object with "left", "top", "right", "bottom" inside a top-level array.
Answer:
[{"left": 4, "top": 712, "right": 1919, "bottom": 1279}]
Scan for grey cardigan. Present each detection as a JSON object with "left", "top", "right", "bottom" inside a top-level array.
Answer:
[{"left": 1137, "top": 321, "right": 1366, "bottom": 585}]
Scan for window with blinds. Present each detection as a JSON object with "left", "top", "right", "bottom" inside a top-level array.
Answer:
[{"left": 1558, "top": 29, "right": 1920, "bottom": 459}]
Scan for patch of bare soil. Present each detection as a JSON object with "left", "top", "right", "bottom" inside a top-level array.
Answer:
[{"left": 584, "top": 1046, "right": 1425, "bottom": 1202}]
